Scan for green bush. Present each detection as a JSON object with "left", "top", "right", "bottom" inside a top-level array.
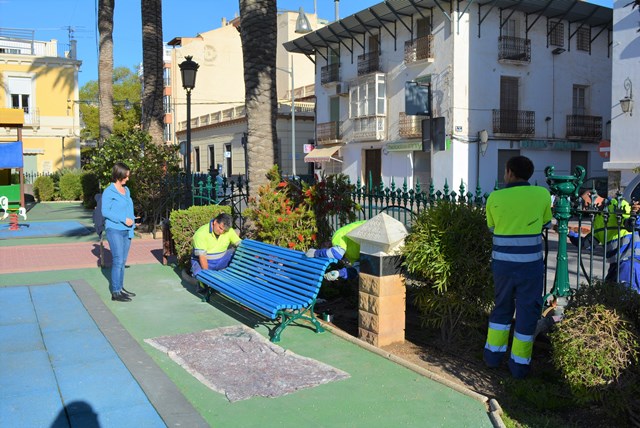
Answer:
[
  {"left": 59, "top": 170, "right": 83, "bottom": 200},
  {"left": 550, "top": 304, "right": 638, "bottom": 409},
  {"left": 81, "top": 171, "right": 101, "bottom": 209},
  {"left": 33, "top": 175, "right": 55, "bottom": 201},
  {"left": 402, "top": 202, "right": 494, "bottom": 343},
  {"left": 569, "top": 279, "right": 640, "bottom": 331},
  {"left": 169, "top": 204, "right": 231, "bottom": 269}
]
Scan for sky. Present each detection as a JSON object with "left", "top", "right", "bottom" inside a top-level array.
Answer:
[{"left": 0, "top": 0, "right": 614, "bottom": 88}]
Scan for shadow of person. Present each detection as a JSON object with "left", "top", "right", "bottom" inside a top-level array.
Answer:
[{"left": 50, "top": 400, "right": 100, "bottom": 428}]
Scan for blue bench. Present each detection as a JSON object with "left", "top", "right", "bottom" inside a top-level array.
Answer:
[{"left": 195, "top": 239, "right": 336, "bottom": 342}]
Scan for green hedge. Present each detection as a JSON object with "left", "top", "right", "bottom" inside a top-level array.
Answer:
[
  {"left": 169, "top": 204, "right": 232, "bottom": 269},
  {"left": 33, "top": 175, "right": 55, "bottom": 201},
  {"left": 59, "top": 171, "right": 83, "bottom": 200},
  {"left": 81, "top": 172, "right": 100, "bottom": 209}
]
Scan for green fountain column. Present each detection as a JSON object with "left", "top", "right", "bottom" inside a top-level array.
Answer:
[{"left": 544, "top": 165, "right": 585, "bottom": 310}]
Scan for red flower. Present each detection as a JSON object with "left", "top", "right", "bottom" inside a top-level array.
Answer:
[
  {"left": 305, "top": 189, "right": 312, "bottom": 197},
  {"left": 277, "top": 217, "right": 283, "bottom": 222},
  {"left": 277, "top": 181, "right": 287, "bottom": 188},
  {"left": 297, "top": 234, "right": 304, "bottom": 242},
  {"left": 286, "top": 207, "right": 292, "bottom": 215},
  {"left": 311, "top": 233, "right": 317, "bottom": 241},
  {"left": 288, "top": 242, "right": 295, "bottom": 249}
]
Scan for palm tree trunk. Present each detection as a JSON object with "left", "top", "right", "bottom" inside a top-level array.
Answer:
[
  {"left": 239, "top": 0, "right": 277, "bottom": 198},
  {"left": 141, "top": 0, "right": 165, "bottom": 145},
  {"left": 98, "top": 0, "right": 115, "bottom": 143}
]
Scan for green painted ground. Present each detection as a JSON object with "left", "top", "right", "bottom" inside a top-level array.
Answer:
[{"left": 3, "top": 264, "right": 493, "bottom": 428}]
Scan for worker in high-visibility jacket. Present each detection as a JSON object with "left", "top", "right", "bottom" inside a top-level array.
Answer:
[
  {"left": 484, "top": 156, "right": 552, "bottom": 379},
  {"left": 306, "top": 220, "right": 366, "bottom": 281},
  {"left": 569, "top": 192, "right": 640, "bottom": 293}
]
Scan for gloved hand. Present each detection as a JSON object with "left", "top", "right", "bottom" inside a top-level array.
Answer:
[
  {"left": 324, "top": 270, "right": 340, "bottom": 281},
  {"left": 305, "top": 248, "right": 316, "bottom": 258}
]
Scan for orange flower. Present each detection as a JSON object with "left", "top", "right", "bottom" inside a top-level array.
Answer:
[
  {"left": 288, "top": 242, "right": 295, "bottom": 249},
  {"left": 277, "top": 181, "right": 287, "bottom": 188},
  {"left": 311, "top": 233, "right": 317, "bottom": 241},
  {"left": 286, "top": 207, "right": 292, "bottom": 215},
  {"left": 297, "top": 234, "right": 304, "bottom": 242}
]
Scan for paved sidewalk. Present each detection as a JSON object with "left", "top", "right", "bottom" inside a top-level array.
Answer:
[{"left": 0, "top": 239, "right": 162, "bottom": 275}]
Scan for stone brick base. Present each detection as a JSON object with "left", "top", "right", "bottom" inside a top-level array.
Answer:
[{"left": 358, "top": 272, "right": 405, "bottom": 347}]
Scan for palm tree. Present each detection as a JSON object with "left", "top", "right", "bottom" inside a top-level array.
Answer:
[
  {"left": 238, "top": 0, "right": 278, "bottom": 197},
  {"left": 141, "top": 0, "right": 165, "bottom": 145},
  {"left": 98, "top": 0, "right": 115, "bottom": 143}
]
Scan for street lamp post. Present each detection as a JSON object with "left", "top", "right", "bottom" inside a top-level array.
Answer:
[
  {"left": 277, "top": 59, "right": 297, "bottom": 178},
  {"left": 179, "top": 56, "right": 199, "bottom": 205}
]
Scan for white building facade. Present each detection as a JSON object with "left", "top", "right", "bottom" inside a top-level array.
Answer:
[
  {"left": 606, "top": 0, "right": 640, "bottom": 198},
  {"left": 168, "top": 11, "right": 323, "bottom": 179},
  {"left": 286, "top": 0, "right": 612, "bottom": 192}
]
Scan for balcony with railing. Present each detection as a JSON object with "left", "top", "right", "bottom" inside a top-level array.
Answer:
[
  {"left": 398, "top": 113, "right": 422, "bottom": 139},
  {"left": 566, "top": 115, "right": 602, "bottom": 140},
  {"left": 321, "top": 63, "right": 340, "bottom": 85},
  {"left": 357, "top": 52, "right": 381, "bottom": 76},
  {"left": 0, "top": 28, "right": 71, "bottom": 59},
  {"left": 317, "top": 121, "right": 343, "bottom": 143},
  {"left": 498, "top": 36, "right": 531, "bottom": 63},
  {"left": 404, "top": 35, "right": 434, "bottom": 64},
  {"left": 492, "top": 109, "right": 535, "bottom": 137},
  {"left": 352, "top": 116, "right": 386, "bottom": 141}
]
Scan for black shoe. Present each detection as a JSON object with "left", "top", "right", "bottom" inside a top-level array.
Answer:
[
  {"left": 111, "top": 292, "right": 132, "bottom": 302},
  {"left": 122, "top": 288, "right": 136, "bottom": 297}
]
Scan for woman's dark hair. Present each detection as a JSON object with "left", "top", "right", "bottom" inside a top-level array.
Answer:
[
  {"left": 506, "top": 156, "right": 534, "bottom": 181},
  {"left": 112, "top": 162, "right": 130, "bottom": 182}
]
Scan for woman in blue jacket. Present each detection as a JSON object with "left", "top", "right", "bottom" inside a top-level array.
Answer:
[{"left": 101, "top": 162, "right": 137, "bottom": 302}]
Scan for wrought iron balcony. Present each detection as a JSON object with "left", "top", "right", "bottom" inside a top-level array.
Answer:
[
  {"left": 498, "top": 36, "right": 531, "bottom": 63},
  {"left": 398, "top": 112, "right": 422, "bottom": 139},
  {"left": 492, "top": 109, "right": 535, "bottom": 136},
  {"left": 352, "top": 116, "right": 386, "bottom": 141},
  {"left": 357, "top": 52, "right": 381, "bottom": 76},
  {"left": 321, "top": 63, "right": 340, "bottom": 85},
  {"left": 317, "top": 121, "right": 343, "bottom": 143},
  {"left": 404, "top": 35, "right": 434, "bottom": 64},
  {"left": 566, "top": 115, "right": 602, "bottom": 140}
]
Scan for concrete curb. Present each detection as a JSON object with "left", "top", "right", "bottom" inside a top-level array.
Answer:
[{"left": 318, "top": 320, "right": 506, "bottom": 428}]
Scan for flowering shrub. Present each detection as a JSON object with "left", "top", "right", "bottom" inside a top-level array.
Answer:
[
  {"left": 244, "top": 167, "right": 317, "bottom": 250},
  {"left": 245, "top": 167, "right": 360, "bottom": 250}
]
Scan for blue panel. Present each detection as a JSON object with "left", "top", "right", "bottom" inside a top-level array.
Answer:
[
  {"left": 0, "top": 350, "right": 58, "bottom": 397},
  {"left": 0, "top": 286, "right": 37, "bottom": 326},
  {"left": 44, "top": 328, "right": 119, "bottom": 368},
  {"left": 0, "top": 389, "right": 66, "bottom": 428},
  {"left": 55, "top": 358, "right": 153, "bottom": 412},
  {"left": 0, "top": 141, "right": 24, "bottom": 168},
  {"left": 0, "top": 322, "right": 44, "bottom": 353}
]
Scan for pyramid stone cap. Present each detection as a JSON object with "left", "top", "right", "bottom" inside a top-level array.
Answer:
[{"left": 346, "top": 212, "right": 409, "bottom": 255}]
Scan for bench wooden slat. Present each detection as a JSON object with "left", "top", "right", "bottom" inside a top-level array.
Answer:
[{"left": 195, "top": 239, "right": 336, "bottom": 341}]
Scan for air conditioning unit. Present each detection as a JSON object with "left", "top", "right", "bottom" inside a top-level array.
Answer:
[{"left": 336, "top": 82, "right": 349, "bottom": 96}]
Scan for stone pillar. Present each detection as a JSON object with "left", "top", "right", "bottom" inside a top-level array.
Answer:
[{"left": 347, "top": 213, "right": 408, "bottom": 347}]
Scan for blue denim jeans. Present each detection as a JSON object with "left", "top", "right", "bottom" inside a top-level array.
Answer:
[{"left": 106, "top": 228, "right": 132, "bottom": 294}]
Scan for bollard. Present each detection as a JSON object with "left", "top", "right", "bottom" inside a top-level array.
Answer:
[
  {"left": 545, "top": 165, "right": 585, "bottom": 311},
  {"left": 347, "top": 213, "right": 409, "bottom": 347}
]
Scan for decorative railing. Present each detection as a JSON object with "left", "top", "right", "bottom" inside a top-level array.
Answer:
[
  {"left": 566, "top": 115, "right": 602, "bottom": 140},
  {"left": 357, "top": 52, "right": 381, "bottom": 76},
  {"left": 398, "top": 112, "right": 422, "bottom": 139},
  {"left": 352, "top": 116, "right": 386, "bottom": 141},
  {"left": 404, "top": 35, "right": 434, "bottom": 63},
  {"left": 317, "top": 121, "right": 343, "bottom": 142},
  {"left": 492, "top": 109, "right": 535, "bottom": 136},
  {"left": 498, "top": 36, "right": 531, "bottom": 63},
  {"left": 321, "top": 63, "right": 340, "bottom": 85}
]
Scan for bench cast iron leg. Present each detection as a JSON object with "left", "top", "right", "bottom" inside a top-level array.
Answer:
[{"left": 271, "top": 300, "right": 325, "bottom": 343}]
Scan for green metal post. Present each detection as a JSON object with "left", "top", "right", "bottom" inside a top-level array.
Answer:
[{"left": 544, "top": 165, "right": 585, "bottom": 310}]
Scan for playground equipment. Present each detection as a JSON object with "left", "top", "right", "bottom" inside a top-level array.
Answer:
[{"left": 0, "top": 108, "right": 28, "bottom": 226}]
